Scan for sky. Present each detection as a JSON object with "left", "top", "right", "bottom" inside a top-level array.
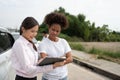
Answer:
[{"left": 0, "top": 0, "right": 120, "bottom": 32}]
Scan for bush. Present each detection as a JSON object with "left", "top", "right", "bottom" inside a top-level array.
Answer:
[{"left": 59, "top": 33, "right": 83, "bottom": 42}]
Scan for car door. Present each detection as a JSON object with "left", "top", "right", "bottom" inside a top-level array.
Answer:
[{"left": 0, "top": 29, "right": 15, "bottom": 80}]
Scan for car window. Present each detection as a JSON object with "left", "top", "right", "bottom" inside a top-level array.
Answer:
[{"left": 0, "top": 31, "right": 14, "bottom": 54}]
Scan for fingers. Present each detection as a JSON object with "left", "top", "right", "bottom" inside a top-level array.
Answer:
[
  {"left": 58, "top": 61, "right": 65, "bottom": 66},
  {"left": 37, "top": 58, "right": 44, "bottom": 64},
  {"left": 53, "top": 61, "right": 65, "bottom": 69}
]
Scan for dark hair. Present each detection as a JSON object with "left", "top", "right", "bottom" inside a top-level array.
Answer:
[
  {"left": 44, "top": 12, "right": 68, "bottom": 30},
  {"left": 20, "top": 17, "right": 39, "bottom": 35}
]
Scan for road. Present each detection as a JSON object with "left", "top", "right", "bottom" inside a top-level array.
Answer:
[
  {"left": 5, "top": 50, "right": 111, "bottom": 80},
  {"left": 6, "top": 62, "right": 111, "bottom": 80},
  {"left": 37, "top": 63, "right": 111, "bottom": 80}
]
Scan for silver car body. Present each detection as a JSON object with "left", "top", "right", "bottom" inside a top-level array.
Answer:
[{"left": 0, "top": 27, "right": 15, "bottom": 80}]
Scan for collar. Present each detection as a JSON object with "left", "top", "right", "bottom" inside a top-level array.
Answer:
[{"left": 19, "top": 36, "right": 31, "bottom": 45}]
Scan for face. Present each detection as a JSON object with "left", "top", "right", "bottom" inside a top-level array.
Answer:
[
  {"left": 48, "top": 24, "right": 61, "bottom": 39},
  {"left": 22, "top": 25, "right": 38, "bottom": 41}
]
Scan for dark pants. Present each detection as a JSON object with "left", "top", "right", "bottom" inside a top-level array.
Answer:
[{"left": 15, "top": 75, "right": 37, "bottom": 80}]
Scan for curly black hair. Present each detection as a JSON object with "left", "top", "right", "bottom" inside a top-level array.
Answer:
[{"left": 44, "top": 12, "right": 68, "bottom": 29}]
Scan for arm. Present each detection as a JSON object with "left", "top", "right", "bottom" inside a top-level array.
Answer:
[
  {"left": 11, "top": 41, "right": 54, "bottom": 75},
  {"left": 62, "top": 39, "right": 73, "bottom": 65},
  {"left": 64, "top": 51, "right": 73, "bottom": 65}
]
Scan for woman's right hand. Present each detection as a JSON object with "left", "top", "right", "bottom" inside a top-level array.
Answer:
[{"left": 53, "top": 61, "right": 66, "bottom": 69}]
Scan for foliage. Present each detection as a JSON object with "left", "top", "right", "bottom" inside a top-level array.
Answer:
[
  {"left": 59, "top": 33, "right": 83, "bottom": 42},
  {"left": 37, "top": 7, "right": 120, "bottom": 42},
  {"left": 36, "top": 23, "right": 48, "bottom": 40}
]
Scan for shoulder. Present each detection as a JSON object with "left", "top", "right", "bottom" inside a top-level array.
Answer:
[
  {"left": 39, "top": 38, "right": 49, "bottom": 46},
  {"left": 41, "top": 37, "right": 48, "bottom": 43},
  {"left": 12, "top": 38, "right": 23, "bottom": 51},
  {"left": 14, "top": 38, "right": 22, "bottom": 45},
  {"left": 59, "top": 38, "right": 67, "bottom": 43},
  {"left": 13, "top": 36, "right": 26, "bottom": 47}
]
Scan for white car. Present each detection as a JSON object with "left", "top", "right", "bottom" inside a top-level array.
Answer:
[
  {"left": 0, "top": 27, "right": 15, "bottom": 80},
  {"left": 11, "top": 32, "right": 20, "bottom": 40}
]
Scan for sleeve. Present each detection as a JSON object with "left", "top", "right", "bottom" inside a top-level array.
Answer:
[
  {"left": 63, "top": 39, "right": 71, "bottom": 54},
  {"left": 38, "top": 42, "right": 47, "bottom": 54},
  {"left": 11, "top": 41, "right": 53, "bottom": 76}
]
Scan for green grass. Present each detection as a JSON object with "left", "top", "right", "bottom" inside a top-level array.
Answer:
[
  {"left": 69, "top": 42, "right": 85, "bottom": 51},
  {"left": 89, "top": 47, "right": 120, "bottom": 58},
  {"left": 69, "top": 42, "right": 120, "bottom": 64}
]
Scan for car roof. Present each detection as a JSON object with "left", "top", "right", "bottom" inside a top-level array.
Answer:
[
  {"left": 11, "top": 32, "right": 19, "bottom": 35},
  {"left": 0, "top": 27, "right": 9, "bottom": 33}
]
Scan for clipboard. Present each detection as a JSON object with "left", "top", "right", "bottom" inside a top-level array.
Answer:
[{"left": 38, "top": 57, "right": 66, "bottom": 66}]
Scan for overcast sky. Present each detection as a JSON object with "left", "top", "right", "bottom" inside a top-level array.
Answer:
[{"left": 0, "top": 0, "right": 120, "bottom": 32}]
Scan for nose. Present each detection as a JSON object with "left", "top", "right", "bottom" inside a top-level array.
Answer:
[{"left": 53, "top": 31, "right": 57, "bottom": 35}]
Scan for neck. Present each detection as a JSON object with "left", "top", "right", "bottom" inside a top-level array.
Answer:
[{"left": 48, "top": 36, "right": 58, "bottom": 42}]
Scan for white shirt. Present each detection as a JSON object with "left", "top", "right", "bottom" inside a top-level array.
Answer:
[
  {"left": 38, "top": 37, "right": 71, "bottom": 80},
  {"left": 41, "top": 34, "right": 49, "bottom": 41},
  {"left": 11, "top": 36, "right": 53, "bottom": 78}
]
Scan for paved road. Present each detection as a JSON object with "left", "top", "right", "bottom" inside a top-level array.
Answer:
[
  {"left": 7, "top": 62, "right": 110, "bottom": 80},
  {"left": 7, "top": 49, "right": 112, "bottom": 80},
  {"left": 37, "top": 63, "right": 110, "bottom": 80},
  {"left": 71, "top": 50, "right": 120, "bottom": 79}
]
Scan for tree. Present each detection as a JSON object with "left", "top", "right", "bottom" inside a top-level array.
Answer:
[
  {"left": 99, "top": 24, "right": 109, "bottom": 41},
  {"left": 37, "top": 7, "right": 120, "bottom": 42},
  {"left": 62, "top": 15, "right": 82, "bottom": 37},
  {"left": 78, "top": 14, "right": 85, "bottom": 22}
]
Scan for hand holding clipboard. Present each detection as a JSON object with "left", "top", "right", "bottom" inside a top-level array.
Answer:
[{"left": 38, "top": 57, "right": 66, "bottom": 66}]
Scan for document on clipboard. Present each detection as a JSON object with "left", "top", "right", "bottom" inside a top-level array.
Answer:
[{"left": 38, "top": 57, "right": 66, "bottom": 66}]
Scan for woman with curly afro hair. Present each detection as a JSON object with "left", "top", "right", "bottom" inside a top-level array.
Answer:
[{"left": 38, "top": 12, "right": 73, "bottom": 80}]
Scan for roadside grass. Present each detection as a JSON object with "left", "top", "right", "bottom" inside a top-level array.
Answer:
[
  {"left": 89, "top": 48, "right": 120, "bottom": 58},
  {"left": 89, "top": 48, "right": 120, "bottom": 63},
  {"left": 69, "top": 42, "right": 120, "bottom": 64},
  {"left": 69, "top": 42, "right": 85, "bottom": 51}
]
